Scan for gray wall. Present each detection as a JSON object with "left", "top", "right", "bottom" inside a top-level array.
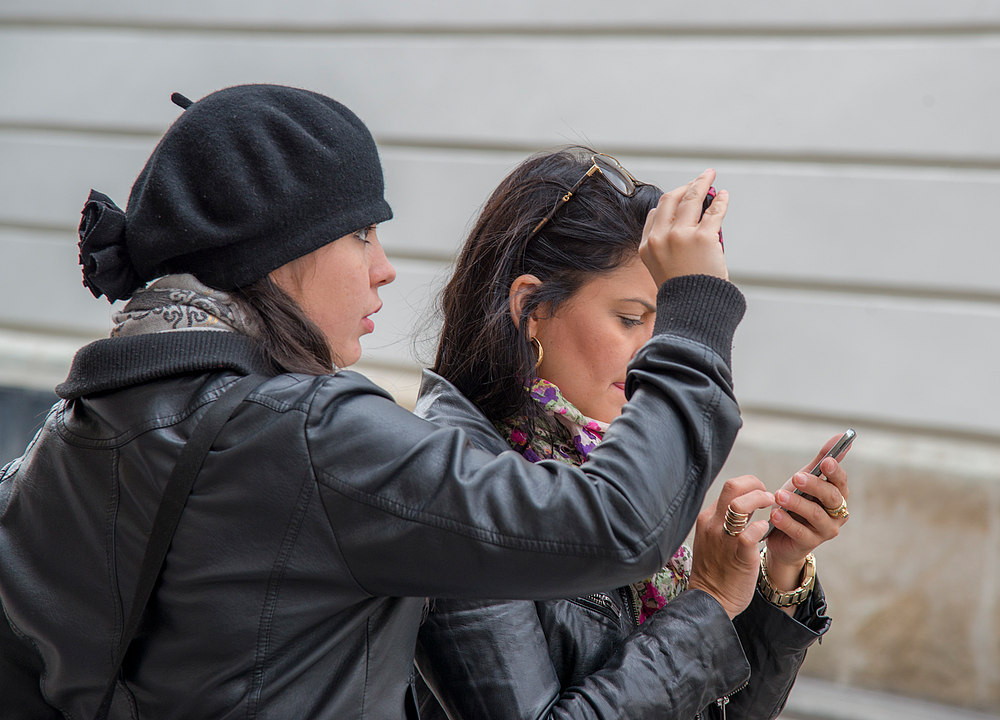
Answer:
[{"left": 1, "top": 2, "right": 998, "bottom": 713}]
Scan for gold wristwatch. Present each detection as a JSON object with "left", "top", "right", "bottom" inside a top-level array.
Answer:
[{"left": 758, "top": 547, "right": 816, "bottom": 607}]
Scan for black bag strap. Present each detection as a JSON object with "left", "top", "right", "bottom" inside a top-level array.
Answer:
[{"left": 94, "top": 373, "right": 266, "bottom": 720}]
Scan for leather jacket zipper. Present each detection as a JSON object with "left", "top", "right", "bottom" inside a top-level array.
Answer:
[
  {"left": 569, "top": 593, "right": 621, "bottom": 623},
  {"left": 619, "top": 585, "right": 641, "bottom": 628},
  {"left": 695, "top": 679, "right": 749, "bottom": 720}
]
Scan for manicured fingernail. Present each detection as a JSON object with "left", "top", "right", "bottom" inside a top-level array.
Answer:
[
  {"left": 772, "top": 508, "right": 784, "bottom": 523},
  {"left": 793, "top": 473, "right": 807, "bottom": 488},
  {"left": 776, "top": 490, "right": 790, "bottom": 504}
]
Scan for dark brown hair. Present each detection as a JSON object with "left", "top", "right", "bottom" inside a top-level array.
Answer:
[
  {"left": 434, "top": 146, "right": 662, "bottom": 424},
  {"left": 229, "top": 276, "right": 335, "bottom": 375}
]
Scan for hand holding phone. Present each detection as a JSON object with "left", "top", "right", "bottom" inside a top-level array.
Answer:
[
  {"left": 701, "top": 186, "right": 723, "bottom": 250},
  {"left": 762, "top": 428, "right": 855, "bottom": 539}
]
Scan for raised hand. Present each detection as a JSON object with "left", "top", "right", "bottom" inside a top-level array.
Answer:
[{"left": 639, "top": 169, "right": 728, "bottom": 286}]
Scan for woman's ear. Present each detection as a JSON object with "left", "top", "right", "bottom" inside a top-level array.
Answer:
[{"left": 509, "top": 274, "right": 543, "bottom": 336}]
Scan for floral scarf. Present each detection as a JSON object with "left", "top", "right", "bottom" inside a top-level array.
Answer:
[{"left": 496, "top": 377, "right": 692, "bottom": 624}]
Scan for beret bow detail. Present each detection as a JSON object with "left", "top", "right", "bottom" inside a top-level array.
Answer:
[{"left": 78, "top": 190, "right": 144, "bottom": 302}]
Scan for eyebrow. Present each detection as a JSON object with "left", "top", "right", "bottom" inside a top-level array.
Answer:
[{"left": 620, "top": 298, "right": 656, "bottom": 313}]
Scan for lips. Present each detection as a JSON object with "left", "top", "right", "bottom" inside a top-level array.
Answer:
[
  {"left": 362, "top": 303, "right": 382, "bottom": 334},
  {"left": 613, "top": 382, "right": 626, "bottom": 394}
]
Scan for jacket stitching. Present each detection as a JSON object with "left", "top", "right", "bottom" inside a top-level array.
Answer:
[
  {"left": 361, "top": 616, "right": 371, "bottom": 718},
  {"left": 245, "top": 474, "right": 316, "bottom": 718},
  {"left": 106, "top": 449, "right": 123, "bottom": 671}
]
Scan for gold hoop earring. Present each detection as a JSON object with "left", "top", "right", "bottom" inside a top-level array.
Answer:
[{"left": 530, "top": 336, "right": 544, "bottom": 370}]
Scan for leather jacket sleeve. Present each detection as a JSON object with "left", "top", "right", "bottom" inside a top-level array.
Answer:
[
  {"left": 309, "top": 276, "right": 746, "bottom": 601},
  {"left": 415, "top": 590, "right": 751, "bottom": 720},
  {"left": 413, "top": 582, "right": 829, "bottom": 720},
  {"left": 701, "top": 582, "right": 830, "bottom": 720}
]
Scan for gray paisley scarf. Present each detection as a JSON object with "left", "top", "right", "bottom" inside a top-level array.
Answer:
[{"left": 112, "top": 274, "right": 255, "bottom": 338}]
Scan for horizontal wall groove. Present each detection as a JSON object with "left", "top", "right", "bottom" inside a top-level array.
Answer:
[
  {"left": 741, "top": 405, "right": 1000, "bottom": 445},
  {"left": 731, "top": 274, "right": 1000, "bottom": 306},
  {"left": 0, "top": 122, "right": 162, "bottom": 140},
  {"left": 0, "top": 221, "right": 76, "bottom": 236},
  {"left": 3, "top": 18, "right": 1000, "bottom": 39},
  {"left": 378, "top": 249, "right": 456, "bottom": 264},
  {"left": 0, "top": 320, "right": 104, "bottom": 342},
  {"left": 376, "top": 138, "right": 1000, "bottom": 172},
  {"left": 3, "top": 128, "right": 1000, "bottom": 173}
]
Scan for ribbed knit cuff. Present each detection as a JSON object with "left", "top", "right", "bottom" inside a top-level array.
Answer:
[{"left": 652, "top": 275, "right": 746, "bottom": 368}]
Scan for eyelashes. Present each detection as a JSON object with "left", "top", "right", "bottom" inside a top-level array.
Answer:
[{"left": 353, "top": 225, "right": 376, "bottom": 242}]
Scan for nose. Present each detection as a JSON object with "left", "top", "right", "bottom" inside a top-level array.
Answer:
[{"left": 368, "top": 229, "right": 397, "bottom": 287}]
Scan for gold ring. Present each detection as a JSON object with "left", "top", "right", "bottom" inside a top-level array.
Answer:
[
  {"left": 723, "top": 505, "right": 750, "bottom": 536},
  {"left": 825, "top": 498, "right": 849, "bottom": 519}
]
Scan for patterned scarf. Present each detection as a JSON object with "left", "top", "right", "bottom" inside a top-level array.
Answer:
[
  {"left": 111, "top": 274, "right": 254, "bottom": 338},
  {"left": 496, "top": 377, "right": 691, "bottom": 624}
]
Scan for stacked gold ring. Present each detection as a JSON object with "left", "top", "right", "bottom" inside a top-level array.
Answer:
[
  {"left": 825, "top": 498, "right": 849, "bottom": 519},
  {"left": 723, "top": 505, "right": 751, "bottom": 536}
]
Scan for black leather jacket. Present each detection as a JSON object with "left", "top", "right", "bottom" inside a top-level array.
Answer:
[
  {"left": 412, "top": 373, "right": 830, "bottom": 720},
  {"left": 0, "top": 275, "right": 746, "bottom": 719}
]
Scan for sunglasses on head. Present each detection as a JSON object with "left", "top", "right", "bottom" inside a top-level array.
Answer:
[{"left": 523, "top": 153, "right": 644, "bottom": 247}]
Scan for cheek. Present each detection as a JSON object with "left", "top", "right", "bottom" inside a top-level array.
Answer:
[{"left": 588, "top": 328, "right": 635, "bottom": 377}]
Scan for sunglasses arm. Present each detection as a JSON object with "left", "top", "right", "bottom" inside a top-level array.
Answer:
[{"left": 528, "top": 165, "right": 600, "bottom": 237}]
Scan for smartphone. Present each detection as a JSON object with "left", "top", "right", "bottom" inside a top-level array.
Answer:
[
  {"left": 701, "top": 186, "right": 724, "bottom": 250},
  {"left": 761, "top": 428, "right": 855, "bottom": 539}
]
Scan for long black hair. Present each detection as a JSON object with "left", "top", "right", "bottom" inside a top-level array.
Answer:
[{"left": 434, "top": 147, "right": 662, "bottom": 423}]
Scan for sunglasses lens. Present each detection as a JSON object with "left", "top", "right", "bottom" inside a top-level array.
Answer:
[{"left": 593, "top": 155, "right": 636, "bottom": 196}]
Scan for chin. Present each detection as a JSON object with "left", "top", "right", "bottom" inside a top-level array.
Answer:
[{"left": 333, "top": 344, "right": 363, "bottom": 368}]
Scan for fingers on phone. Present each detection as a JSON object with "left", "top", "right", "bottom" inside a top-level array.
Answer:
[
  {"left": 739, "top": 519, "right": 772, "bottom": 545},
  {"left": 769, "top": 507, "right": 818, "bottom": 545},
  {"left": 726, "top": 489, "right": 775, "bottom": 517},
  {"left": 792, "top": 473, "right": 843, "bottom": 508},
  {"left": 804, "top": 434, "right": 842, "bottom": 471},
  {"left": 698, "top": 189, "right": 727, "bottom": 235},
  {"left": 778, "top": 479, "right": 844, "bottom": 538},
  {"left": 676, "top": 169, "right": 717, "bottom": 224},
  {"left": 819, "top": 457, "right": 850, "bottom": 500}
]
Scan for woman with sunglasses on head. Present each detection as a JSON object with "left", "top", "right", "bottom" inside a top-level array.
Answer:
[
  {"left": 413, "top": 147, "right": 849, "bottom": 720},
  {"left": 0, "top": 90, "right": 753, "bottom": 719}
]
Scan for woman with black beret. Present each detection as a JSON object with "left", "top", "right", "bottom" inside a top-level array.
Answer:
[{"left": 0, "top": 84, "right": 746, "bottom": 719}]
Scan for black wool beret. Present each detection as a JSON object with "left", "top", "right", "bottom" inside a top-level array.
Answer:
[{"left": 78, "top": 84, "right": 393, "bottom": 300}]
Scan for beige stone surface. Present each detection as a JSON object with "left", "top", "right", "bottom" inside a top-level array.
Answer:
[{"left": 712, "top": 414, "right": 1000, "bottom": 713}]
